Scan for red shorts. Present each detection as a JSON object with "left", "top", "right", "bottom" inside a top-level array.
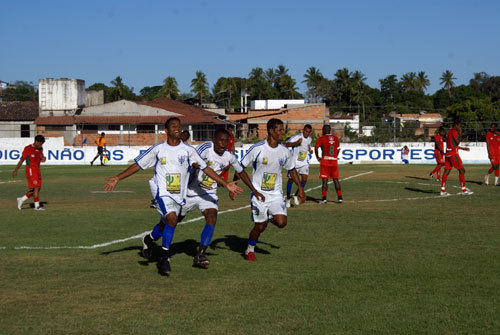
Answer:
[
  {"left": 435, "top": 150, "right": 444, "bottom": 164},
  {"left": 320, "top": 163, "right": 339, "bottom": 179},
  {"left": 26, "top": 168, "right": 42, "bottom": 189},
  {"left": 444, "top": 155, "right": 463, "bottom": 170},
  {"left": 490, "top": 155, "right": 500, "bottom": 165}
]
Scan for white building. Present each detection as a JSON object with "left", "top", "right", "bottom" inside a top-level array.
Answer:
[
  {"left": 251, "top": 99, "right": 305, "bottom": 110},
  {"left": 39, "top": 78, "right": 85, "bottom": 116}
]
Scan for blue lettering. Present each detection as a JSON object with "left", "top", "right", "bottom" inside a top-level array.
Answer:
[
  {"left": 342, "top": 149, "right": 353, "bottom": 161},
  {"left": 356, "top": 149, "right": 368, "bottom": 160},
  {"left": 383, "top": 149, "right": 394, "bottom": 160},
  {"left": 424, "top": 149, "right": 435, "bottom": 160},
  {"left": 112, "top": 150, "right": 124, "bottom": 161},
  {"left": 10, "top": 150, "right": 20, "bottom": 160},
  {"left": 410, "top": 149, "right": 422, "bottom": 160},
  {"left": 369, "top": 150, "right": 381, "bottom": 160},
  {"left": 61, "top": 149, "right": 72, "bottom": 160},
  {"left": 73, "top": 150, "right": 84, "bottom": 160},
  {"left": 48, "top": 150, "right": 59, "bottom": 160}
]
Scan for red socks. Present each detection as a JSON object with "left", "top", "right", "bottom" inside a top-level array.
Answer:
[
  {"left": 322, "top": 190, "right": 327, "bottom": 197},
  {"left": 459, "top": 173, "right": 465, "bottom": 189}
]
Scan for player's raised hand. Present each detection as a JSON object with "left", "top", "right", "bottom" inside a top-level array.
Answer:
[
  {"left": 253, "top": 191, "right": 265, "bottom": 202},
  {"left": 103, "top": 176, "right": 119, "bottom": 192},
  {"left": 226, "top": 180, "right": 243, "bottom": 196}
]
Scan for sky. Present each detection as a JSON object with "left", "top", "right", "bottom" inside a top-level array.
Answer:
[{"left": 1, "top": 0, "right": 499, "bottom": 95}]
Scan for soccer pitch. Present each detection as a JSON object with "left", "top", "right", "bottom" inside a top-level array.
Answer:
[{"left": 1, "top": 164, "right": 499, "bottom": 334}]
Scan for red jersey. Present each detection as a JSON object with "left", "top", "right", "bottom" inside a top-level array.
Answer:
[
  {"left": 486, "top": 131, "right": 500, "bottom": 156},
  {"left": 445, "top": 128, "right": 460, "bottom": 156},
  {"left": 22, "top": 144, "right": 44, "bottom": 170},
  {"left": 227, "top": 135, "right": 235, "bottom": 152},
  {"left": 434, "top": 133, "right": 444, "bottom": 153},
  {"left": 315, "top": 134, "right": 340, "bottom": 166}
]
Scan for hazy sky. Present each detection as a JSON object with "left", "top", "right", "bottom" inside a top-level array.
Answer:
[{"left": 1, "top": 0, "right": 499, "bottom": 95}]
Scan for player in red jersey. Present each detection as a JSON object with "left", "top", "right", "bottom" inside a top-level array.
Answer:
[
  {"left": 315, "top": 124, "right": 342, "bottom": 204},
  {"left": 221, "top": 124, "right": 236, "bottom": 181},
  {"left": 440, "top": 121, "right": 473, "bottom": 196},
  {"left": 484, "top": 122, "right": 500, "bottom": 186},
  {"left": 429, "top": 127, "right": 446, "bottom": 181},
  {"left": 12, "top": 135, "right": 47, "bottom": 210}
]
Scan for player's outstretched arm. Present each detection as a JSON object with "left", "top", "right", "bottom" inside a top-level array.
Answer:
[
  {"left": 237, "top": 170, "right": 265, "bottom": 202},
  {"left": 103, "top": 163, "right": 141, "bottom": 192},
  {"left": 12, "top": 159, "right": 24, "bottom": 178},
  {"left": 285, "top": 138, "right": 302, "bottom": 148},
  {"left": 289, "top": 168, "right": 305, "bottom": 203},
  {"left": 458, "top": 146, "right": 470, "bottom": 152},
  {"left": 203, "top": 166, "right": 243, "bottom": 196}
]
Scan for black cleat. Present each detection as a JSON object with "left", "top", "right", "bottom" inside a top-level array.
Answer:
[
  {"left": 338, "top": 196, "right": 343, "bottom": 204},
  {"left": 193, "top": 246, "right": 210, "bottom": 268},
  {"left": 158, "top": 249, "right": 171, "bottom": 275},
  {"left": 141, "top": 234, "right": 154, "bottom": 259}
]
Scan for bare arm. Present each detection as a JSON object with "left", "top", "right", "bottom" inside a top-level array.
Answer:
[
  {"left": 12, "top": 159, "right": 24, "bottom": 178},
  {"left": 314, "top": 146, "right": 321, "bottom": 162},
  {"left": 286, "top": 138, "right": 302, "bottom": 148},
  {"left": 235, "top": 170, "right": 264, "bottom": 201},
  {"left": 103, "top": 163, "right": 141, "bottom": 191},
  {"left": 203, "top": 166, "right": 243, "bottom": 195}
]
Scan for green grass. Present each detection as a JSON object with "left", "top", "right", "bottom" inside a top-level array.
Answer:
[{"left": 0, "top": 164, "right": 499, "bottom": 334}]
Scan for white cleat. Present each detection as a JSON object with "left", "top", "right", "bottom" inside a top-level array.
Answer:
[
  {"left": 293, "top": 195, "right": 299, "bottom": 206},
  {"left": 440, "top": 191, "right": 450, "bottom": 196},
  {"left": 286, "top": 199, "right": 291, "bottom": 208},
  {"left": 34, "top": 207, "right": 45, "bottom": 211},
  {"left": 17, "top": 197, "right": 24, "bottom": 210},
  {"left": 461, "top": 189, "right": 474, "bottom": 195},
  {"left": 484, "top": 175, "right": 489, "bottom": 185},
  {"left": 319, "top": 199, "right": 327, "bottom": 204}
]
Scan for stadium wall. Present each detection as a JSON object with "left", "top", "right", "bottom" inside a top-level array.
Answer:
[{"left": 0, "top": 139, "right": 491, "bottom": 165}]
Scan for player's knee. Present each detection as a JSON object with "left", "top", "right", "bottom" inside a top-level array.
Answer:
[
  {"left": 255, "top": 222, "right": 268, "bottom": 233},
  {"left": 274, "top": 218, "right": 287, "bottom": 228}
]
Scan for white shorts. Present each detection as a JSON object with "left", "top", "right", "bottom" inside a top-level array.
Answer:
[
  {"left": 251, "top": 194, "right": 287, "bottom": 223},
  {"left": 155, "top": 196, "right": 182, "bottom": 218},
  {"left": 288, "top": 165, "right": 309, "bottom": 178},
  {"left": 181, "top": 193, "right": 218, "bottom": 216}
]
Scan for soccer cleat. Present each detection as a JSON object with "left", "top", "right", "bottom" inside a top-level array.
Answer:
[
  {"left": 34, "top": 207, "right": 45, "bottom": 211},
  {"left": 461, "top": 189, "right": 474, "bottom": 195},
  {"left": 158, "top": 250, "right": 171, "bottom": 275},
  {"left": 17, "top": 197, "right": 24, "bottom": 210},
  {"left": 141, "top": 234, "right": 154, "bottom": 259},
  {"left": 484, "top": 175, "right": 489, "bottom": 185},
  {"left": 293, "top": 195, "right": 299, "bottom": 206},
  {"left": 90, "top": 161, "right": 93, "bottom": 166},
  {"left": 319, "top": 199, "right": 327, "bottom": 204},
  {"left": 149, "top": 199, "right": 156, "bottom": 209},
  {"left": 429, "top": 173, "right": 433, "bottom": 180},
  {"left": 440, "top": 191, "right": 450, "bottom": 196},
  {"left": 286, "top": 199, "right": 291, "bottom": 208},
  {"left": 193, "top": 253, "right": 210, "bottom": 268},
  {"left": 245, "top": 252, "right": 257, "bottom": 261},
  {"left": 338, "top": 196, "right": 343, "bottom": 204}
]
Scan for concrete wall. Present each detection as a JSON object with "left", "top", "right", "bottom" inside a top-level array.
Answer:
[
  {"left": 85, "top": 90, "right": 105, "bottom": 107},
  {"left": 39, "top": 78, "right": 85, "bottom": 116},
  {"left": 251, "top": 99, "right": 305, "bottom": 110},
  {"left": 0, "top": 122, "right": 36, "bottom": 138},
  {"left": 82, "top": 100, "right": 181, "bottom": 116}
]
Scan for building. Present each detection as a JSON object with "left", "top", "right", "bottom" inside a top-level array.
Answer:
[
  {"left": 39, "top": 78, "right": 86, "bottom": 116},
  {"left": 0, "top": 101, "right": 38, "bottom": 138}
]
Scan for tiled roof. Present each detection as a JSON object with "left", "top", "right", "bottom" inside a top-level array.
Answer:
[{"left": 0, "top": 101, "right": 39, "bottom": 121}]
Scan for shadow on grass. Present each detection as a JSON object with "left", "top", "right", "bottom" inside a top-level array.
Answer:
[
  {"left": 210, "top": 234, "right": 279, "bottom": 259},
  {"left": 465, "top": 180, "right": 483, "bottom": 185},
  {"left": 404, "top": 187, "right": 439, "bottom": 194},
  {"left": 405, "top": 176, "right": 431, "bottom": 181}
]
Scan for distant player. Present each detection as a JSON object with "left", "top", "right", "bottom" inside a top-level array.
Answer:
[
  {"left": 429, "top": 127, "right": 446, "bottom": 181},
  {"left": 91, "top": 132, "right": 106, "bottom": 166},
  {"left": 12, "top": 135, "right": 46, "bottom": 211},
  {"left": 440, "top": 120, "right": 473, "bottom": 196},
  {"left": 240, "top": 118, "right": 305, "bottom": 261},
  {"left": 103, "top": 117, "right": 243, "bottom": 275},
  {"left": 315, "top": 124, "right": 342, "bottom": 204},
  {"left": 285, "top": 124, "right": 313, "bottom": 207},
  {"left": 220, "top": 124, "right": 236, "bottom": 181},
  {"left": 484, "top": 122, "right": 500, "bottom": 186},
  {"left": 401, "top": 146, "right": 410, "bottom": 164},
  {"left": 146, "top": 129, "right": 263, "bottom": 268}
]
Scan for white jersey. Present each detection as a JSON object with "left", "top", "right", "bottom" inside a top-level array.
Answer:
[
  {"left": 187, "top": 141, "right": 243, "bottom": 197},
  {"left": 287, "top": 133, "right": 312, "bottom": 168},
  {"left": 240, "top": 140, "right": 295, "bottom": 199},
  {"left": 135, "top": 141, "right": 207, "bottom": 205}
]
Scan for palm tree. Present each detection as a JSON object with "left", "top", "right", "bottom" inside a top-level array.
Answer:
[
  {"left": 161, "top": 76, "right": 180, "bottom": 100},
  {"left": 416, "top": 71, "right": 430, "bottom": 92},
  {"left": 248, "top": 67, "right": 267, "bottom": 100},
  {"left": 303, "top": 66, "right": 324, "bottom": 102},
  {"left": 110, "top": 76, "right": 125, "bottom": 100},
  {"left": 440, "top": 70, "right": 456, "bottom": 99},
  {"left": 278, "top": 74, "right": 300, "bottom": 99},
  {"left": 401, "top": 72, "right": 417, "bottom": 91},
  {"left": 351, "top": 71, "right": 367, "bottom": 121},
  {"left": 334, "top": 68, "right": 351, "bottom": 105},
  {"left": 190, "top": 71, "right": 209, "bottom": 103}
]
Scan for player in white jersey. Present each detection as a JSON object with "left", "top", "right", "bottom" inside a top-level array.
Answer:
[
  {"left": 152, "top": 129, "right": 263, "bottom": 269},
  {"left": 285, "top": 124, "right": 313, "bottom": 207},
  {"left": 240, "top": 118, "right": 306, "bottom": 262},
  {"left": 103, "top": 117, "right": 242, "bottom": 276}
]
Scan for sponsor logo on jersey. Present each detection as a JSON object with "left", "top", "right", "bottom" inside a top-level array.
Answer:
[{"left": 262, "top": 157, "right": 268, "bottom": 165}]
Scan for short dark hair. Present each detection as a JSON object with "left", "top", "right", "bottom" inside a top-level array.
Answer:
[
  {"left": 226, "top": 124, "right": 234, "bottom": 130},
  {"left": 267, "top": 118, "right": 283, "bottom": 132},
  {"left": 438, "top": 126, "right": 445, "bottom": 132},
  {"left": 491, "top": 122, "right": 498, "bottom": 127},
  {"left": 181, "top": 130, "right": 190, "bottom": 138},
  {"left": 214, "top": 129, "right": 230, "bottom": 138},
  {"left": 101, "top": 132, "right": 105, "bottom": 136},
  {"left": 165, "top": 117, "right": 181, "bottom": 129},
  {"left": 304, "top": 124, "right": 312, "bottom": 130},
  {"left": 34, "top": 135, "right": 45, "bottom": 143},
  {"left": 453, "top": 120, "right": 461, "bottom": 126}
]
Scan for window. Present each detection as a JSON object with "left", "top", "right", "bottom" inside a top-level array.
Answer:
[
  {"left": 136, "top": 125, "right": 155, "bottom": 133},
  {"left": 21, "top": 124, "right": 30, "bottom": 138}
]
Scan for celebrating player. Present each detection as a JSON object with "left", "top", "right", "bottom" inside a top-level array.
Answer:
[
  {"left": 440, "top": 120, "right": 473, "bottom": 196},
  {"left": 240, "top": 118, "right": 305, "bottom": 262},
  {"left": 484, "top": 122, "right": 500, "bottom": 186},
  {"left": 315, "top": 124, "right": 342, "bottom": 204},
  {"left": 429, "top": 127, "right": 446, "bottom": 181},
  {"left": 144, "top": 129, "right": 263, "bottom": 269},
  {"left": 91, "top": 132, "right": 106, "bottom": 166},
  {"left": 285, "top": 124, "right": 313, "bottom": 207},
  {"left": 12, "top": 135, "right": 46, "bottom": 211},
  {"left": 220, "top": 124, "right": 236, "bottom": 181},
  {"left": 103, "top": 117, "right": 243, "bottom": 275}
]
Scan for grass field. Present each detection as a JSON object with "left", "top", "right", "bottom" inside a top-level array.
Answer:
[{"left": 1, "top": 164, "right": 499, "bottom": 334}]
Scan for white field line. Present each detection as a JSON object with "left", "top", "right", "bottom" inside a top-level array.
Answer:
[
  {"left": 91, "top": 190, "right": 135, "bottom": 194},
  {"left": 0, "top": 180, "right": 20, "bottom": 185}
]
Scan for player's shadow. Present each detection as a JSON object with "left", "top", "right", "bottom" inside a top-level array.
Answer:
[
  {"left": 28, "top": 201, "right": 48, "bottom": 208},
  {"left": 405, "top": 176, "right": 431, "bottom": 181},
  {"left": 465, "top": 180, "right": 483, "bottom": 185},
  {"left": 209, "top": 234, "right": 279, "bottom": 259},
  {"left": 404, "top": 187, "right": 439, "bottom": 194}
]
